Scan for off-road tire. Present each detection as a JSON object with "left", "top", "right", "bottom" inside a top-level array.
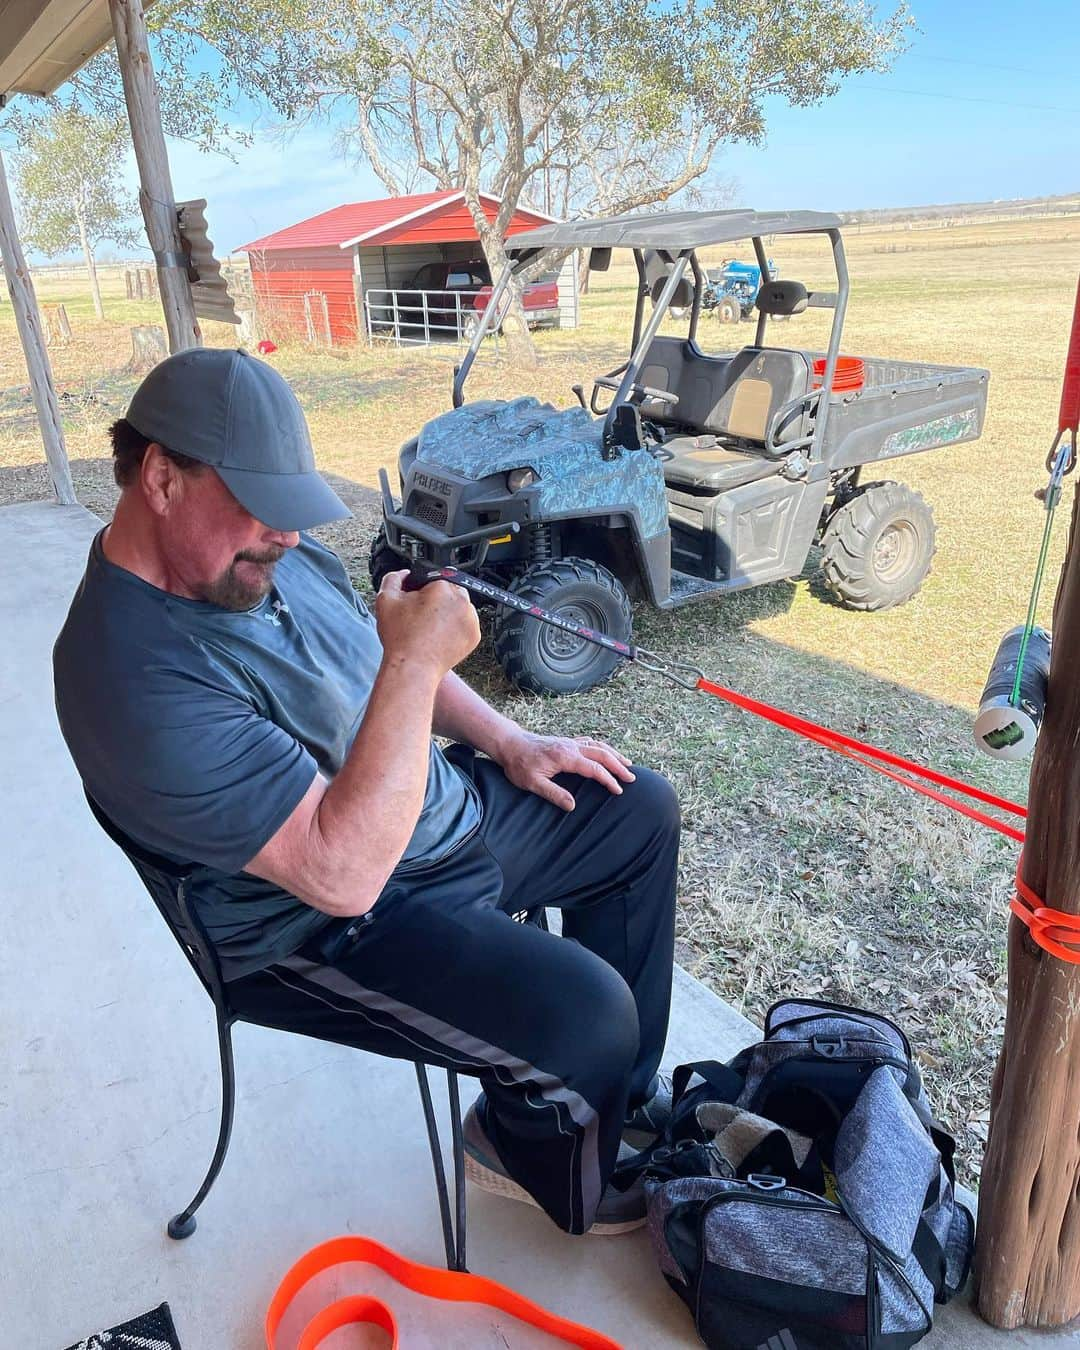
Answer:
[
  {"left": 493, "top": 558, "right": 633, "bottom": 696},
  {"left": 717, "top": 296, "right": 740, "bottom": 324},
  {"left": 820, "top": 481, "right": 936, "bottom": 611},
  {"left": 368, "top": 526, "right": 404, "bottom": 594}
]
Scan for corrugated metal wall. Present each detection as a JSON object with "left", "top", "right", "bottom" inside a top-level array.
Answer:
[
  {"left": 248, "top": 244, "right": 358, "bottom": 345},
  {"left": 557, "top": 251, "right": 579, "bottom": 329},
  {"left": 377, "top": 198, "right": 548, "bottom": 246}
]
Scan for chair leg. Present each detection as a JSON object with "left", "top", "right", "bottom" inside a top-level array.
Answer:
[
  {"left": 415, "top": 1063, "right": 468, "bottom": 1271},
  {"left": 167, "top": 1014, "right": 237, "bottom": 1239},
  {"left": 447, "top": 1067, "right": 468, "bottom": 1272}
]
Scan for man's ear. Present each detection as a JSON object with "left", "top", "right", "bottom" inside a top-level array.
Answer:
[{"left": 140, "top": 444, "right": 182, "bottom": 516}]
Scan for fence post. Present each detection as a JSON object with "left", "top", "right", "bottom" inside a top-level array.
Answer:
[{"left": 320, "top": 292, "right": 331, "bottom": 347}]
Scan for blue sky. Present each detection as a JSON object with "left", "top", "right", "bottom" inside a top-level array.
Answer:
[{"left": 38, "top": 0, "right": 1080, "bottom": 259}]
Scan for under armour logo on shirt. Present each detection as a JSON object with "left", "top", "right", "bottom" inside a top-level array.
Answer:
[{"left": 264, "top": 599, "right": 290, "bottom": 627}]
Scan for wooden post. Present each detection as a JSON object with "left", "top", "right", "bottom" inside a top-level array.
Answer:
[
  {"left": 107, "top": 0, "right": 200, "bottom": 353},
  {"left": 976, "top": 483, "right": 1080, "bottom": 1328},
  {"left": 0, "top": 148, "right": 76, "bottom": 506},
  {"left": 352, "top": 247, "right": 369, "bottom": 344}
]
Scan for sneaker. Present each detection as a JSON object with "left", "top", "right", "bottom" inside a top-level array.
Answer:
[
  {"left": 623, "top": 1075, "right": 673, "bottom": 1149},
  {"left": 462, "top": 1097, "right": 647, "bottom": 1235}
]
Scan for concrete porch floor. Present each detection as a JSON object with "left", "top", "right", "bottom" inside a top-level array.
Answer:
[{"left": 2, "top": 498, "right": 1076, "bottom": 1348}]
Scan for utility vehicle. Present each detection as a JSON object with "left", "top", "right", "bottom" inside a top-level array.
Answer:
[{"left": 373, "top": 209, "right": 989, "bottom": 694}]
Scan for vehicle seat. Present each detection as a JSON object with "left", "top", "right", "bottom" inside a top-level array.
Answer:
[
  {"left": 636, "top": 336, "right": 814, "bottom": 491},
  {"left": 651, "top": 437, "right": 781, "bottom": 491}
]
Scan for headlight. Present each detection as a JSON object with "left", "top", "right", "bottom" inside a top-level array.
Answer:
[{"left": 506, "top": 467, "right": 537, "bottom": 492}]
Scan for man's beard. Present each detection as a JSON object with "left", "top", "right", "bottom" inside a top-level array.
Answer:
[{"left": 203, "top": 546, "right": 285, "bottom": 611}]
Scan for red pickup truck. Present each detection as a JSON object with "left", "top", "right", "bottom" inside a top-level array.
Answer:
[{"left": 398, "top": 259, "right": 561, "bottom": 337}]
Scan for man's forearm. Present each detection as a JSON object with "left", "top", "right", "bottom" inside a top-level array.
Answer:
[
  {"left": 303, "top": 655, "right": 441, "bottom": 914},
  {"left": 432, "top": 670, "right": 521, "bottom": 762}
]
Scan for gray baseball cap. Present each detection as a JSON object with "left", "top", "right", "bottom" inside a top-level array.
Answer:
[{"left": 125, "top": 348, "right": 351, "bottom": 532}]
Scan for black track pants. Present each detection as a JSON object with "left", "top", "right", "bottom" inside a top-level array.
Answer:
[{"left": 227, "top": 750, "right": 680, "bottom": 1234}]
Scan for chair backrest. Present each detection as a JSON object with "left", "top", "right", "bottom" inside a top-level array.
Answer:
[
  {"left": 83, "top": 791, "right": 229, "bottom": 1008},
  {"left": 639, "top": 335, "right": 731, "bottom": 430},
  {"left": 705, "top": 347, "right": 813, "bottom": 445},
  {"left": 638, "top": 336, "right": 812, "bottom": 446}
]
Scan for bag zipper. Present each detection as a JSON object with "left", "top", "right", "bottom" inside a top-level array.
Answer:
[
  {"left": 747, "top": 1051, "right": 910, "bottom": 1118},
  {"left": 835, "top": 1181, "right": 935, "bottom": 1340}
]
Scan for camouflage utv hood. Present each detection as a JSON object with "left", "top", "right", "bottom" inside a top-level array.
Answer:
[{"left": 417, "top": 396, "right": 669, "bottom": 539}]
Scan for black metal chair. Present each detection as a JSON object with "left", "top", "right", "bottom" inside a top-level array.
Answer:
[{"left": 84, "top": 792, "right": 471, "bottom": 1271}]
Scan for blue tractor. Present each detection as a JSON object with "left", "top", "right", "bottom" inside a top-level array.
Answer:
[{"left": 702, "top": 258, "right": 775, "bottom": 323}]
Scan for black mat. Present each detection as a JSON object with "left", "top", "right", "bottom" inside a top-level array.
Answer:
[{"left": 64, "top": 1302, "right": 181, "bottom": 1349}]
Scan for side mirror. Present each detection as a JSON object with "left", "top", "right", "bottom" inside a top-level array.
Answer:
[{"left": 589, "top": 247, "right": 612, "bottom": 272}]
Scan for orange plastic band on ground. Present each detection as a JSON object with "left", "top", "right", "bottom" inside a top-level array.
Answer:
[{"left": 266, "top": 1234, "right": 625, "bottom": 1349}]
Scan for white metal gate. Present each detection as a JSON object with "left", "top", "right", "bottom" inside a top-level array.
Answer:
[{"left": 364, "top": 287, "right": 488, "bottom": 345}]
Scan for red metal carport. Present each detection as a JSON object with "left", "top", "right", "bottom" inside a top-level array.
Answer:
[{"left": 240, "top": 189, "right": 575, "bottom": 346}]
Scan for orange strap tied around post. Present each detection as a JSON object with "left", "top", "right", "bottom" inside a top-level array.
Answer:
[
  {"left": 1011, "top": 856, "right": 1080, "bottom": 964},
  {"left": 695, "top": 676, "right": 1028, "bottom": 842},
  {"left": 265, "top": 1235, "right": 625, "bottom": 1350}
]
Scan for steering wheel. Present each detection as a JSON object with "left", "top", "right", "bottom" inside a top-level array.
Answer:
[{"left": 591, "top": 376, "right": 680, "bottom": 416}]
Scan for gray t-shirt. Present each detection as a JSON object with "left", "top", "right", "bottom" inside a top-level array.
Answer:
[{"left": 54, "top": 531, "right": 480, "bottom": 978}]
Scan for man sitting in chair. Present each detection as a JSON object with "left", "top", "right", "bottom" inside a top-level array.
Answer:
[{"left": 53, "top": 348, "right": 679, "bottom": 1237}]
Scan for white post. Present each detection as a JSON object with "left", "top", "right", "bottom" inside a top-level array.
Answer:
[
  {"left": 107, "top": 0, "right": 200, "bottom": 354},
  {"left": 0, "top": 148, "right": 76, "bottom": 505}
]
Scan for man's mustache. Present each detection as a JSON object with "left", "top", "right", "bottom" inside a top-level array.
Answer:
[{"left": 234, "top": 547, "right": 285, "bottom": 566}]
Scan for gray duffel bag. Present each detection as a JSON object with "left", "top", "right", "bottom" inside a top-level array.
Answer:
[{"left": 625, "top": 999, "right": 973, "bottom": 1349}]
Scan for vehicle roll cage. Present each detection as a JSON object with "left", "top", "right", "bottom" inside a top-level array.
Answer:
[{"left": 451, "top": 224, "right": 850, "bottom": 463}]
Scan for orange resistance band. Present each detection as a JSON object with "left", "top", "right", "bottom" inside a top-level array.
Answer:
[
  {"left": 695, "top": 677, "right": 1028, "bottom": 842},
  {"left": 1011, "top": 857, "right": 1080, "bottom": 965},
  {"left": 1058, "top": 274, "right": 1080, "bottom": 437},
  {"left": 265, "top": 1235, "right": 624, "bottom": 1350}
]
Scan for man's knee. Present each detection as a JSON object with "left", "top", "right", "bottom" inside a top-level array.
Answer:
[{"left": 628, "top": 765, "right": 681, "bottom": 838}]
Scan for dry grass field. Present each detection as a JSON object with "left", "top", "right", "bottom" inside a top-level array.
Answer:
[{"left": 4, "top": 209, "right": 1080, "bottom": 1183}]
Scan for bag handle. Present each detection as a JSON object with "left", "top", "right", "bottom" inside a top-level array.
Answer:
[
  {"left": 265, "top": 1235, "right": 623, "bottom": 1349},
  {"left": 670, "top": 1060, "right": 744, "bottom": 1112}
]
